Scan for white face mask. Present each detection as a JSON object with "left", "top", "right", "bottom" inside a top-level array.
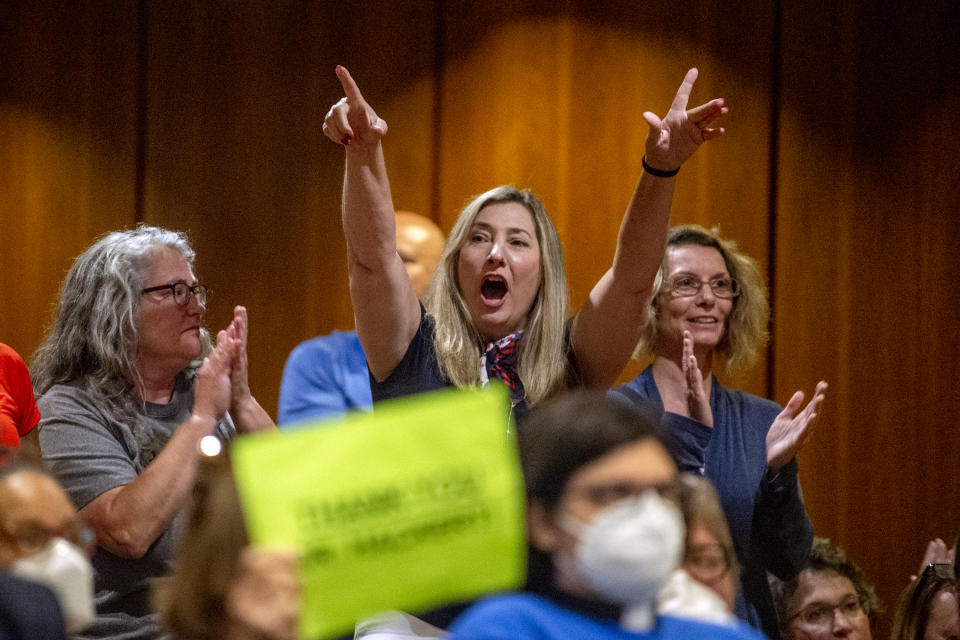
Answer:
[
  {"left": 558, "top": 490, "right": 685, "bottom": 609},
  {"left": 10, "top": 537, "right": 96, "bottom": 633}
]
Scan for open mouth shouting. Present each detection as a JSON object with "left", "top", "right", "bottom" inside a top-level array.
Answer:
[{"left": 481, "top": 275, "right": 508, "bottom": 307}]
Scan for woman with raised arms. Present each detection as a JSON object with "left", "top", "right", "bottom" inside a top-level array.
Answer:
[{"left": 323, "top": 66, "right": 727, "bottom": 412}]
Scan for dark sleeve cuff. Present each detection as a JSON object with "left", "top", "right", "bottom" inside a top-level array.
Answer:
[{"left": 662, "top": 411, "right": 713, "bottom": 474}]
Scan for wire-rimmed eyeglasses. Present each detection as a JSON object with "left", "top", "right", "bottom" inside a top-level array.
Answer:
[{"left": 666, "top": 275, "right": 740, "bottom": 299}]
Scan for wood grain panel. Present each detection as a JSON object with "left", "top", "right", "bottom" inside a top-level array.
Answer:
[
  {"left": 7, "top": 5, "right": 958, "bottom": 636},
  {"left": 0, "top": 2, "right": 138, "bottom": 358},
  {"left": 776, "top": 1, "right": 960, "bottom": 633},
  {"left": 141, "top": 2, "right": 439, "bottom": 417}
]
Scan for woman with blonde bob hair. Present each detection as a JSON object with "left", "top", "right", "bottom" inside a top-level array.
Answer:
[
  {"left": 323, "top": 66, "right": 728, "bottom": 413},
  {"left": 634, "top": 225, "right": 770, "bottom": 375},
  {"left": 611, "top": 224, "right": 828, "bottom": 639}
]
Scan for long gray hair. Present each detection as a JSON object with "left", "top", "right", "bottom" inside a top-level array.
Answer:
[{"left": 30, "top": 224, "right": 210, "bottom": 420}]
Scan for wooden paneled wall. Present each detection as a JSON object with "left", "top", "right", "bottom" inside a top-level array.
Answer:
[
  {"left": 777, "top": 2, "right": 960, "bottom": 635},
  {"left": 2, "top": 2, "right": 957, "bottom": 635},
  {"left": 0, "top": 2, "right": 140, "bottom": 349}
]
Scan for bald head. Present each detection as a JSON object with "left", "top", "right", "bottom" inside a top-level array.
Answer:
[
  {"left": 0, "top": 469, "right": 78, "bottom": 566},
  {"left": 395, "top": 211, "right": 445, "bottom": 299}
]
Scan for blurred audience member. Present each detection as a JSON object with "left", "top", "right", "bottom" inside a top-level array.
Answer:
[
  {"left": 955, "top": 530, "right": 960, "bottom": 598},
  {"left": 278, "top": 211, "right": 444, "bottom": 425},
  {"left": 890, "top": 563, "right": 958, "bottom": 640},
  {"left": 0, "top": 343, "right": 42, "bottom": 456},
  {"left": 772, "top": 538, "right": 881, "bottom": 640},
  {"left": 30, "top": 225, "right": 275, "bottom": 639},
  {"left": 0, "top": 456, "right": 95, "bottom": 637},
  {"left": 657, "top": 473, "right": 738, "bottom": 625},
  {"left": 450, "top": 393, "right": 766, "bottom": 640},
  {"left": 156, "top": 450, "right": 299, "bottom": 640}
]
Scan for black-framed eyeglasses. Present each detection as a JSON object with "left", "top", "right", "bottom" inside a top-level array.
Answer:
[
  {"left": 685, "top": 541, "right": 732, "bottom": 583},
  {"left": 141, "top": 281, "right": 208, "bottom": 306},
  {"left": 666, "top": 275, "right": 740, "bottom": 299},
  {"left": 567, "top": 479, "right": 681, "bottom": 507}
]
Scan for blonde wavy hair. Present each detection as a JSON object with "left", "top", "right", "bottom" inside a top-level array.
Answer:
[
  {"left": 635, "top": 224, "right": 769, "bottom": 375},
  {"left": 424, "top": 186, "right": 569, "bottom": 405}
]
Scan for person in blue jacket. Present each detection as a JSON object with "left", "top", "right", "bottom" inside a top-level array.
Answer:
[
  {"left": 449, "top": 392, "right": 768, "bottom": 640},
  {"left": 610, "top": 224, "right": 827, "bottom": 639}
]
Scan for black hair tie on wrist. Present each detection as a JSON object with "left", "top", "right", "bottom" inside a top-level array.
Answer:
[{"left": 642, "top": 155, "right": 679, "bottom": 178}]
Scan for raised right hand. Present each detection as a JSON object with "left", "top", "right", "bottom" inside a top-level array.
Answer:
[
  {"left": 643, "top": 68, "right": 727, "bottom": 173},
  {"left": 322, "top": 65, "right": 388, "bottom": 148}
]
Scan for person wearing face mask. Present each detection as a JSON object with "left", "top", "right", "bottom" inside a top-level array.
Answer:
[
  {"left": 448, "top": 392, "right": 766, "bottom": 640},
  {"left": 0, "top": 458, "right": 96, "bottom": 638},
  {"left": 610, "top": 224, "right": 826, "bottom": 638},
  {"left": 656, "top": 472, "right": 739, "bottom": 625},
  {"left": 277, "top": 211, "right": 445, "bottom": 425},
  {"left": 322, "top": 66, "right": 727, "bottom": 417}
]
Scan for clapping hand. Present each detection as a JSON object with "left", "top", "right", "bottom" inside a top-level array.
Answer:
[
  {"left": 766, "top": 381, "right": 828, "bottom": 471},
  {"left": 682, "top": 331, "right": 713, "bottom": 427},
  {"left": 224, "top": 305, "right": 251, "bottom": 411},
  {"left": 192, "top": 327, "right": 234, "bottom": 424}
]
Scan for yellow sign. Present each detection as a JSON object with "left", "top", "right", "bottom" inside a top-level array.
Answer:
[{"left": 232, "top": 385, "right": 526, "bottom": 639}]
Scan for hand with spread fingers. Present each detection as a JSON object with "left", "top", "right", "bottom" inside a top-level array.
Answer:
[
  {"left": 643, "top": 68, "right": 727, "bottom": 173},
  {"left": 765, "top": 381, "right": 828, "bottom": 471}
]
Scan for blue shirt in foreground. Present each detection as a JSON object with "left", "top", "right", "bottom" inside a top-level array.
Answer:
[{"left": 449, "top": 592, "right": 769, "bottom": 640}]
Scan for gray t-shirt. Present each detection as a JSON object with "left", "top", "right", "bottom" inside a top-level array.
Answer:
[{"left": 37, "top": 378, "right": 235, "bottom": 640}]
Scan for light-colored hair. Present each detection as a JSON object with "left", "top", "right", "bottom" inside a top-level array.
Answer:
[
  {"left": 155, "top": 453, "right": 247, "bottom": 640},
  {"left": 677, "top": 473, "right": 740, "bottom": 587},
  {"left": 635, "top": 224, "right": 769, "bottom": 375},
  {"left": 424, "top": 186, "right": 569, "bottom": 405},
  {"left": 30, "top": 224, "right": 210, "bottom": 421}
]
